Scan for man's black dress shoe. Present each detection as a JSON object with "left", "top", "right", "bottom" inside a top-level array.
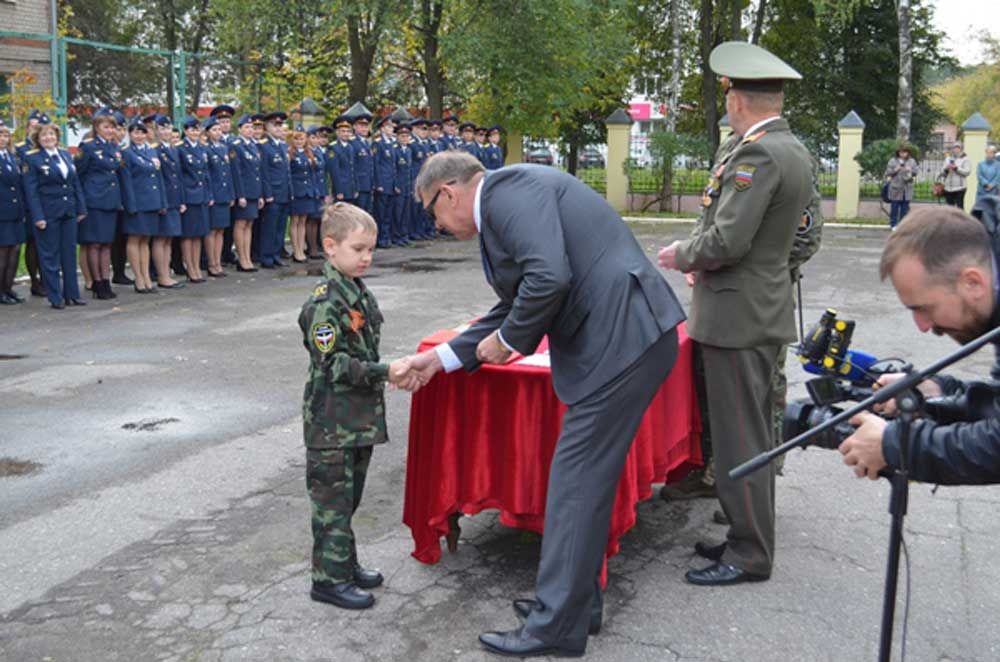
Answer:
[
  {"left": 31, "top": 285, "right": 47, "bottom": 297},
  {"left": 512, "top": 599, "right": 601, "bottom": 635},
  {"left": 352, "top": 563, "right": 383, "bottom": 589},
  {"left": 112, "top": 274, "right": 135, "bottom": 286},
  {"left": 479, "top": 627, "right": 584, "bottom": 658},
  {"left": 685, "top": 562, "right": 769, "bottom": 586},
  {"left": 65, "top": 298, "right": 87, "bottom": 306},
  {"left": 694, "top": 541, "right": 727, "bottom": 562},
  {"left": 0, "top": 293, "right": 14, "bottom": 305},
  {"left": 309, "top": 581, "right": 374, "bottom": 610}
]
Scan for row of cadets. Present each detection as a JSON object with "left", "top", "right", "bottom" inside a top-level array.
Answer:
[
  {"left": 232, "top": 113, "right": 270, "bottom": 272},
  {"left": 288, "top": 125, "right": 319, "bottom": 263},
  {"left": 75, "top": 107, "right": 124, "bottom": 300},
  {"left": 372, "top": 115, "right": 397, "bottom": 248},
  {"left": 257, "top": 111, "right": 291, "bottom": 269},
  {"left": 457, "top": 121, "right": 480, "bottom": 161}
]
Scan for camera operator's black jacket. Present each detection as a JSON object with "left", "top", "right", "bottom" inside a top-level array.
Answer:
[{"left": 882, "top": 304, "right": 1000, "bottom": 484}]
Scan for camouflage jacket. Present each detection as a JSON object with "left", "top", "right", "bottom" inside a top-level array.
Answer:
[
  {"left": 299, "top": 262, "right": 389, "bottom": 449},
  {"left": 694, "top": 131, "right": 823, "bottom": 280}
]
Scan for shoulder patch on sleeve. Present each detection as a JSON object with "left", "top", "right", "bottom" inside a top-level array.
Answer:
[
  {"left": 732, "top": 164, "right": 757, "bottom": 192},
  {"left": 798, "top": 208, "right": 814, "bottom": 235},
  {"left": 313, "top": 283, "right": 329, "bottom": 300},
  {"left": 311, "top": 321, "right": 337, "bottom": 354}
]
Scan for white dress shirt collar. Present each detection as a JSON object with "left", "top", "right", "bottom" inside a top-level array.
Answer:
[{"left": 473, "top": 176, "right": 484, "bottom": 233}]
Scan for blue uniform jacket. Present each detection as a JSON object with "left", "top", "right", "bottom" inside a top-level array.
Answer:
[
  {"left": 178, "top": 139, "right": 213, "bottom": 206},
  {"left": 328, "top": 140, "right": 357, "bottom": 199},
  {"left": 260, "top": 138, "right": 291, "bottom": 204},
  {"left": 394, "top": 143, "right": 413, "bottom": 195},
  {"left": 290, "top": 149, "right": 318, "bottom": 201},
  {"left": 207, "top": 141, "right": 238, "bottom": 204},
  {"left": 373, "top": 136, "right": 396, "bottom": 194},
  {"left": 156, "top": 142, "right": 184, "bottom": 209},
  {"left": 313, "top": 148, "right": 328, "bottom": 198},
  {"left": 121, "top": 144, "right": 168, "bottom": 213},
  {"left": 351, "top": 136, "right": 373, "bottom": 192},
  {"left": 410, "top": 139, "right": 429, "bottom": 183},
  {"left": 74, "top": 136, "right": 124, "bottom": 211},
  {"left": 233, "top": 137, "right": 269, "bottom": 201},
  {"left": 485, "top": 144, "right": 503, "bottom": 170},
  {"left": 22, "top": 148, "right": 87, "bottom": 222},
  {"left": 459, "top": 140, "right": 480, "bottom": 162},
  {"left": 0, "top": 151, "right": 24, "bottom": 221}
]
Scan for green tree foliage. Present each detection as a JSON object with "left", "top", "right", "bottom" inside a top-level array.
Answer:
[
  {"left": 933, "top": 34, "right": 1000, "bottom": 136},
  {"left": 854, "top": 137, "right": 919, "bottom": 180}
]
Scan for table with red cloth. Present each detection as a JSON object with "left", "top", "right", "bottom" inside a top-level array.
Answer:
[{"left": 402, "top": 322, "right": 702, "bottom": 574}]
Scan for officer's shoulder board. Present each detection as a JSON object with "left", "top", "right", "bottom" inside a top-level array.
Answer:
[
  {"left": 82, "top": 137, "right": 94, "bottom": 144},
  {"left": 312, "top": 281, "right": 330, "bottom": 301},
  {"left": 26, "top": 148, "right": 40, "bottom": 155},
  {"left": 149, "top": 142, "right": 160, "bottom": 148}
]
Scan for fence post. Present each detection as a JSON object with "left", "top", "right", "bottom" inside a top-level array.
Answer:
[
  {"left": 835, "top": 110, "right": 865, "bottom": 219},
  {"left": 962, "top": 112, "right": 991, "bottom": 211},
  {"left": 605, "top": 108, "right": 632, "bottom": 211},
  {"left": 719, "top": 114, "right": 732, "bottom": 145},
  {"left": 298, "top": 97, "right": 324, "bottom": 129},
  {"left": 505, "top": 129, "right": 523, "bottom": 165}
]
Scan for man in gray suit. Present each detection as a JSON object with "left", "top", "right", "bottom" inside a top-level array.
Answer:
[{"left": 408, "top": 151, "right": 685, "bottom": 657}]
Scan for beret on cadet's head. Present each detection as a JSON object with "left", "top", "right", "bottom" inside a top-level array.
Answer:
[
  {"left": 306, "top": 126, "right": 320, "bottom": 136},
  {"left": 203, "top": 116, "right": 219, "bottom": 130},
  {"left": 317, "top": 126, "right": 333, "bottom": 134},
  {"left": 113, "top": 110, "right": 127, "bottom": 126},
  {"left": 155, "top": 114, "right": 173, "bottom": 127},
  {"left": 92, "top": 107, "right": 115, "bottom": 122},
  {"left": 142, "top": 113, "right": 159, "bottom": 123},
  {"left": 710, "top": 41, "right": 801, "bottom": 92},
  {"left": 459, "top": 121, "right": 476, "bottom": 132},
  {"left": 182, "top": 115, "right": 201, "bottom": 129},
  {"left": 38, "top": 113, "right": 52, "bottom": 125},
  {"left": 237, "top": 114, "right": 254, "bottom": 127},
  {"left": 210, "top": 104, "right": 236, "bottom": 118},
  {"left": 28, "top": 109, "right": 41, "bottom": 121},
  {"left": 128, "top": 120, "right": 148, "bottom": 133}
]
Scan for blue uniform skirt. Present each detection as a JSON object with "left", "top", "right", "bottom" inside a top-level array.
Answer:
[
  {"left": 124, "top": 211, "right": 160, "bottom": 237},
  {"left": 209, "top": 202, "right": 232, "bottom": 230},
  {"left": 232, "top": 200, "right": 258, "bottom": 221},
  {"left": 78, "top": 208, "right": 117, "bottom": 244},
  {"left": 290, "top": 197, "right": 316, "bottom": 216},
  {"left": 0, "top": 218, "right": 26, "bottom": 245},
  {"left": 181, "top": 204, "right": 209, "bottom": 238},
  {"left": 308, "top": 197, "right": 324, "bottom": 220},
  {"left": 158, "top": 208, "right": 182, "bottom": 237}
]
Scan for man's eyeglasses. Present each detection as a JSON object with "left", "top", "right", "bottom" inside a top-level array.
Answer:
[{"left": 424, "top": 180, "right": 456, "bottom": 222}]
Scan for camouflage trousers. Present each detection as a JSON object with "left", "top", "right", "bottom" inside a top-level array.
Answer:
[
  {"left": 306, "top": 446, "right": 373, "bottom": 584},
  {"left": 694, "top": 343, "right": 788, "bottom": 486}
]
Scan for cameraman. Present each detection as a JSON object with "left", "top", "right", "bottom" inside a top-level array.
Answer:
[{"left": 839, "top": 207, "right": 1000, "bottom": 483}]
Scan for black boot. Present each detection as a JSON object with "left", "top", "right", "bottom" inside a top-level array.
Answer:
[
  {"left": 352, "top": 562, "right": 384, "bottom": 589},
  {"left": 310, "top": 582, "right": 374, "bottom": 610}
]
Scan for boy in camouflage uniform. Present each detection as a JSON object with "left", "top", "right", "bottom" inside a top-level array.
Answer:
[{"left": 298, "top": 202, "right": 414, "bottom": 610}]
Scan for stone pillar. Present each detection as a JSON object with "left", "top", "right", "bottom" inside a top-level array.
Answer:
[
  {"left": 835, "top": 110, "right": 865, "bottom": 219},
  {"left": 505, "top": 130, "right": 523, "bottom": 165},
  {"left": 962, "top": 112, "right": 992, "bottom": 211},
  {"left": 298, "top": 97, "right": 325, "bottom": 129},
  {"left": 605, "top": 108, "right": 632, "bottom": 211},
  {"left": 718, "top": 114, "right": 732, "bottom": 145}
]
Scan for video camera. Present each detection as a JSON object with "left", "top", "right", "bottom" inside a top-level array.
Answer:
[{"left": 784, "top": 309, "right": 905, "bottom": 449}]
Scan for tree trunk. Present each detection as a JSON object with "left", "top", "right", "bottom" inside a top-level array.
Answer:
[
  {"left": 895, "top": 0, "right": 912, "bottom": 142},
  {"left": 751, "top": 0, "right": 767, "bottom": 44},
  {"left": 347, "top": 13, "right": 371, "bottom": 104},
  {"left": 660, "top": 0, "right": 683, "bottom": 212},
  {"left": 186, "top": 0, "right": 213, "bottom": 110},
  {"left": 567, "top": 141, "right": 578, "bottom": 176},
  {"left": 159, "top": 0, "right": 178, "bottom": 117},
  {"left": 729, "top": 0, "right": 741, "bottom": 40},
  {"left": 699, "top": 0, "right": 718, "bottom": 158},
  {"left": 419, "top": 0, "right": 445, "bottom": 118}
]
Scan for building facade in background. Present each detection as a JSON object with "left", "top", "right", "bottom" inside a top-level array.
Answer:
[{"left": 0, "top": 0, "right": 54, "bottom": 125}]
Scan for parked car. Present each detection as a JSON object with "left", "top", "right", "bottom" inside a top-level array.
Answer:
[
  {"left": 578, "top": 147, "right": 605, "bottom": 169},
  {"left": 525, "top": 148, "right": 554, "bottom": 165}
]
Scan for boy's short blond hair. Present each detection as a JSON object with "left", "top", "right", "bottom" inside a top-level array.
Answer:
[{"left": 320, "top": 202, "right": 377, "bottom": 242}]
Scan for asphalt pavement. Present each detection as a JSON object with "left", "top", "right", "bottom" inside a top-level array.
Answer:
[{"left": 1, "top": 223, "right": 998, "bottom": 662}]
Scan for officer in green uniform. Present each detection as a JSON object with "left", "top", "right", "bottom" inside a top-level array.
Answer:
[
  {"left": 298, "top": 202, "right": 415, "bottom": 610},
  {"left": 659, "top": 41, "right": 813, "bottom": 586}
]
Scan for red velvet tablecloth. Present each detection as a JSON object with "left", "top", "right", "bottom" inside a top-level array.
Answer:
[{"left": 403, "top": 323, "right": 702, "bottom": 570}]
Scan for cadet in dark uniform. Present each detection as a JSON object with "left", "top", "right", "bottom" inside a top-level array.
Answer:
[
  {"left": 121, "top": 120, "right": 167, "bottom": 293},
  {"left": 22, "top": 122, "right": 87, "bottom": 309},
  {"left": 16, "top": 110, "right": 47, "bottom": 298},
  {"left": 232, "top": 114, "right": 267, "bottom": 272},
  {"left": 210, "top": 104, "right": 239, "bottom": 266},
  {"left": 391, "top": 123, "right": 413, "bottom": 246},
  {"left": 659, "top": 41, "right": 812, "bottom": 586},
  {"left": 441, "top": 114, "right": 459, "bottom": 150},
  {"left": 178, "top": 116, "right": 213, "bottom": 283},
  {"left": 408, "top": 118, "right": 432, "bottom": 240},
  {"left": 485, "top": 125, "right": 504, "bottom": 170},
  {"left": 458, "top": 121, "right": 480, "bottom": 161},
  {"left": 428, "top": 119, "right": 444, "bottom": 154},
  {"left": 259, "top": 111, "right": 291, "bottom": 268},
  {"left": 371, "top": 116, "right": 396, "bottom": 248},
  {"left": 474, "top": 126, "right": 489, "bottom": 165},
  {"left": 109, "top": 110, "right": 132, "bottom": 287},
  {"left": 0, "top": 120, "right": 25, "bottom": 304},
  {"left": 288, "top": 126, "right": 318, "bottom": 263},
  {"left": 204, "top": 115, "right": 239, "bottom": 277},
  {"left": 327, "top": 116, "right": 358, "bottom": 206},
  {"left": 76, "top": 108, "right": 125, "bottom": 300},
  {"left": 306, "top": 126, "right": 328, "bottom": 259},
  {"left": 153, "top": 115, "right": 185, "bottom": 289},
  {"left": 351, "top": 113, "right": 374, "bottom": 215}
]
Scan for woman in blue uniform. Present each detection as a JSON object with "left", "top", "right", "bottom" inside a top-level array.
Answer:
[
  {"left": 121, "top": 120, "right": 167, "bottom": 293},
  {"left": 76, "top": 108, "right": 124, "bottom": 300},
  {"left": 305, "top": 126, "right": 327, "bottom": 260},
  {"left": 153, "top": 116, "right": 185, "bottom": 289},
  {"left": 287, "top": 127, "right": 317, "bottom": 263},
  {"left": 232, "top": 115, "right": 265, "bottom": 272},
  {"left": 258, "top": 112, "right": 290, "bottom": 269},
  {"left": 204, "top": 116, "right": 239, "bottom": 277},
  {"left": 177, "top": 116, "right": 213, "bottom": 283},
  {"left": 0, "top": 121, "right": 25, "bottom": 304},
  {"left": 22, "top": 123, "right": 87, "bottom": 309}
]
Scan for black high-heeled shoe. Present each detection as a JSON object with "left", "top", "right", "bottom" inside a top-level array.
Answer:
[{"left": 236, "top": 265, "right": 259, "bottom": 273}]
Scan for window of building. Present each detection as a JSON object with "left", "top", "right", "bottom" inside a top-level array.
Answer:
[{"left": 0, "top": 73, "right": 10, "bottom": 127}]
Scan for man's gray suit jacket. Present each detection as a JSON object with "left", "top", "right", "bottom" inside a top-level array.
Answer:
[{"left": 447, "top": 165, "right": 686, "bottom": 405}]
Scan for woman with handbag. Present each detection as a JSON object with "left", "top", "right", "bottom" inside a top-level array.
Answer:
[
  {"left": 940, "top": 142, "right": 970, "bottom": 208},
  {"left": 883, "top": 144, "right": 918, "bottom": 229}
]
